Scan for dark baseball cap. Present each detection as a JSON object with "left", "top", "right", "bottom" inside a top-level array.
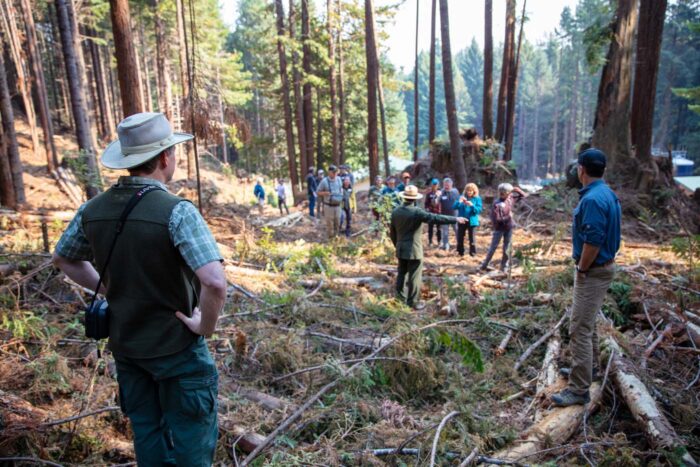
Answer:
[
  {"left": 328, "top": 165, "right": 338, "bottom": 172},
  {"left": 578, "top": 148, "right": 607, "bottom": 169}
]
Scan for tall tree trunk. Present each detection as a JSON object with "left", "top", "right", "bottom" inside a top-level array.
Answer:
[
  {"left": 591, "top": 0, "right": 637, "bottom": 176},
  {"left": 87, "top": 27, "right": 116, "bottom": 140},
  {"left": 289, "top": 0, "right": 308, "bottom": 177},
  {"left": 364, "top": 0, "right": 379, "bottom": 183},
  {"left": 137, "top": 18, "right": 154, "bottom": 113},
  {"left": 274, "top": 0, "right": 301, "bottom": 202},
  {"left": 19, "top": 0, "right": 59, "bottom": 171},
  {"left": 216, "top": 67, "right": 227, "bottom": 164},
  {"left": 48, "top": 2, "right": 72, "bottom": 129},
  {"left": 316, "top": 87, "right": 322, "bottom": 169},
  {"left": 327, "top": 0, "right": 340, "bottom": 165},
  {"left": 337, "top": 0, "right": 346, "bottom": 165},
  {"left": 84, "top": 34, "right": 102, "bottom": 140},
  {"left": 301, "top": 0, "right": 314, "bottom": 170},
  {"left": 0, "top": 0, "right": 40, "bottom": 157},
  {"left": 175, "top": 0, "right": 192, "bottom": 178},
  {"left": 428, "top": 0, "right": 436, "bottom": 143},
  {"left": 483, "top": 0, "right": 494, "bottom": 139},
  {"left": 439, "top": 0, "right": 467, "bottom": 190},
  {"left": 531, "top": 84, "right": 540, "bottom": 179},
  {"left": 377, "top": 59, "right": 390, "bottom": 176},
  {"left": 154, "top": 0, "right": 173, "bottom": 120},
  {"left": 105, "top": 41, "right": 122, "bottom": 124},
  {"left": 495, "top": 0, "right": 515, "bottom": 143},
  {"left": 504, "top": 0, "right": 526, "bottom": 161},
  {"left": 38, "top": 14, "right": 63, "bottom": 127},
  {"left": 55, "top": 0, "right": 100, "bottom": 199},
  {"left": 550, "top": 98, "right": 560, "bottom": 175},
  {"left": 630, "top": 0, "right": 667, "bottom": 167},
  {"left": 571, "top": 59, "right": 579, "bottom": 146},
  {"left": 412, "top": 0, "right": 419, "bottom": 161},
  {"left": 0, "top": 49, "right": 23, "bottom": 207},
  {"left": 109, "top": 0, "right": 143, "bottom": 117}
]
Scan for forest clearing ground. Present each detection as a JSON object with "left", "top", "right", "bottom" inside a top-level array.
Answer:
[{"left": 0, "top": 134, "right": 699, "bottom": 465}]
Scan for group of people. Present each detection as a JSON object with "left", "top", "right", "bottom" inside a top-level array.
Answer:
[{"left": 49, "top": 112, "right": 621, "bottom": 465}]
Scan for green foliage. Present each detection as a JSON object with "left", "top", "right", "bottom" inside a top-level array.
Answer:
[
  {"left": 428, "top": 330, "right": 484, "bottom": 373},
  {"left": 2, "top": 310, "right": 49, "bottom": 340},
  {"left": 670, "top": 235, "right": 700, "bottom": 279}
]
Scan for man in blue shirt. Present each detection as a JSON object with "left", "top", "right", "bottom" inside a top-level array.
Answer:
[
  {"left": 306, "top": 168, "right": 318, "bottom": 217},
  {"left": 552, "top": 148, "right": 621, "bottom": 407}
]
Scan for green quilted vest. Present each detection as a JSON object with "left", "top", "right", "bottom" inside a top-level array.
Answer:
[{"left": 81, "top": 184, "right": 198, "bottom": 358}]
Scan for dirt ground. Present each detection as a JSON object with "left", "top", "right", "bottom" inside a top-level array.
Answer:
[{"left": 1, "top": 123, "right": 699, "bottom": 466}]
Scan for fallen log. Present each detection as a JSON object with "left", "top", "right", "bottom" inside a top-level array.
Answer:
[
  {"left": 603, "top": 335, "right": 697, "bottom": 464},
  {"left": 230, "top": 384, "right": 292, "bottom": 412},
  {"left": 514, "top": 312, "right": 568, "bottom": 371},
  {"left": 308, "top": 331, "right": 391, "bottom": 350},
  {"left": 490, "top": 382, "right": 603, "bottom": 463},
  {"left": 534, "top": 331, "right": 561, "bottom": 399},
  {"left": 494, "top": 330, "right": 514, "bottom": 357},
  {"left": 263, "top": 211, "right": 303, "bottom": 228},
  {"left": 219, "top": 413, "right": 267, "bottom": 454}
]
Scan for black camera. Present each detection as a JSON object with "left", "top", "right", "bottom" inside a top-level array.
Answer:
[{"left": 85, "top": 299, "right": 110, "bottom": 340}]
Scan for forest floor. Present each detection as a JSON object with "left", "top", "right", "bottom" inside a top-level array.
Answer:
[{"left": 1, "top": 122, "right": 699, "bottom": 466}]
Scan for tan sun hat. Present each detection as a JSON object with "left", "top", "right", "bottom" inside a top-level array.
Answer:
[
  {"left": 398, "top": 185, "right": 423, "bottom": 201},
  {"left": 101, "top": 112, "right": 193, "bottom": 170}
]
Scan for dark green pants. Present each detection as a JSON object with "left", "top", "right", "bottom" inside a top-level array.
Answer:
[
  {"left": 396, "top": 258, "right": 423, "bottom": 306},
  {"left": 114, "top": 337, "right": 218, "bottom": 466}
]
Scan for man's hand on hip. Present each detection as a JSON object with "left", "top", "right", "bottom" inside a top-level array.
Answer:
[{"left": 176, "top": 307, "right": 207, "bottom": 336}]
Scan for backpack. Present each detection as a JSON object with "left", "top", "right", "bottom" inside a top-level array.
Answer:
[{"left": 491, "top": 199, "right": 512, "bottom": 230}]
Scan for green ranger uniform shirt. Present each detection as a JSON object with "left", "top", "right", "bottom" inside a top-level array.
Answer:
[{"left": 390, "top": 204, "right": 457, "bottom": 260}]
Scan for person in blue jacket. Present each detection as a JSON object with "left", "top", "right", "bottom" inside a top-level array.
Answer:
[
  {"left": 253, "top": 178, "right": 265, "bottom": 214},
  {"left": 453, "top": 183, "right": 482, "bottom": 257}
]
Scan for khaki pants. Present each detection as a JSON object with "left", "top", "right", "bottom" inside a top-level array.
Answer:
[
  {"left": 324, "top": 205, "right": 341, "bottom": 239},
  {"left": 568, "top": 263, "right": 615, "bottom": 394}
]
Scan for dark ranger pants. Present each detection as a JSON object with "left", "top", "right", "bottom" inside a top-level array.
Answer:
[
  {"left": 456, "top": 224, "right": 477, "bottom": 256},
  {"left": 115, "top": 337, "right": 218, "bottom": 466},
  {"left": 341, "top": 206, "right": 352, "bottom": 237},
  {"left": 427, "top": 222, "right": 442, "bottom": 245},
  {"left": 396, "top": 258, "right": 423, "bottom": 306},
  {"left": 278, "top": 197, "right": 290, "bottom": 215}
]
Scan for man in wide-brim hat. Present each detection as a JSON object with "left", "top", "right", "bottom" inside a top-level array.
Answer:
[
  {"left": 390, "top": 185, "right": 467, "bottom": 310},
  {"left": 53, "top": 112, "right": 226, "bottom": 465}
]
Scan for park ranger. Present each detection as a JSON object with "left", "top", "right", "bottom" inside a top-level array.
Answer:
[
  {"left": 390, "top": 185, "right": 467, "bottom": 310},
  {"left": 53, "top": 112, "right": 227, "bottom": 465}
]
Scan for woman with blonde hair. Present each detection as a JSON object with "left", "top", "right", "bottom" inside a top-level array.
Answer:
[{"left": 452, "top": 183, "right": 483, "bottom": 257}]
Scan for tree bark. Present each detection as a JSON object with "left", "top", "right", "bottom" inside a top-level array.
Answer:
[
  {"left": 337, "top": 0, "right": 346, "bottom": 165},
  {"left": 482, "top": 0, "right": 493, "bottom": 139},
  {"left": 531, "top": 82, "right": 540, "bottom": 179},
  {"left": 494, "top": 0, "right": 515, "bottom": 143},
  {"left": 0, "top": 50, "right": 22, "bottom": 208},
  {"left": 153, "top": 0, "right": 173, "bottom": 121},
  {"left": 591, "top": 0, "right": 637, "bottom": 176},
  {"left": 428, "top": 0, "right": 438, "bottom": 146},
  {"left": 274, "top": 0, "right": 301, "bottom": 202},
  {"left": 412, "top": 0, "right": 419, "bottom": 161},
  {"left": 175, "top": 0, "right": 192, "bottom": 178},
  {"left": 19, "top": 0, "right": 59, "bottom": 171},
  {"left": 0, "top": 0, "right": 40, "bottom": 157},
  {"left": 327, "top": 0, "right": 340, "bottom": 165},
  {"left": 373, "top": 24, "right": 389, "bottom": 176},
  {"left": 630, "top": 0, "right": 667, "bottom": 166},
  {"left": 55, "top": 0, "right": 100, "bottom": 199},
  {"left": 504, "top": 0, "right": 526, "bottom": 161},
  {"left": 109, "top": 0, "right": 143, "bottom": 117},
  {"left": 137, "top": 18, "right": 154, "bottom": 113},
  {"left": 301, "top": 0, "right": 314, "bottom": 170},
  {"left": 364, "top": 0, "right": 379, "bottom": 183},
  {"left": 439, "top": 0, "right": 466, "bottom": 190},
  {"left": 289, "top": 0, "right": 308, "bottom": 178},
  {"left": 316, "top": 88, "right": 322, "bottom": 169}
]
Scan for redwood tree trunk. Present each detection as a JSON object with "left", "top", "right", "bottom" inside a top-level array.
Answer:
[
  {"left": 439, "top": 0, "right": 467, "bottom": 190},
  {"left": 154, "top": 0, "right": 173, "bottom": 121},
  {"left": 483, "top": 0, "right": 494, "bottom": 139},
  {"left": 337, "top": 0, "right": 346, "bottom": 165},
  {"left": 0, "top": 50, "right": 23, "bottom": 207},
  {"left": 274, "top": 0, "right": 301, "bottom": 202},
  {"left": 289, "top": 0, "right": 307, "bottom": 177},
  {"left": 630, "top": 0, "right": 667, "bottom": 166},
  {"left": 413, "top": 0, "right": 419, "bottom": 161},
  {"left": 19, "top": 0, "right": 59, "bottom": 171},
  {"left": 175, "top": 0, "right": 192, "bottom": 178},
  {"left": 327, "top": 0, "right": 340, "bottom": 165},
  {"left": 87, "top": 27, "right": 116, "bottom": 141},
  {"left": 364, "top": 0, "right": 379, "bottom": 183},
  {"left": 429, "top": 0, "right": 436, "bottom": 143},
  {"left": 495, "top": 0, "right": 515, "bottom": 143},
  {"left": 56, "top": 0, "right": 100, "bottom": 199},
  {"left": 109, "top": 0, "right": 143, "bottom": 117},
  {"left": 301, "top": 0, "right": 314, "bottom": 169},
  {"left": 504, "top": 0, "right": 526, "bottom": 161},
  {"left": 591, "top": 0, "right": 637, "bottom": 176}
]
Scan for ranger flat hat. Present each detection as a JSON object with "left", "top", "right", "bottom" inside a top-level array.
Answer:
[
  {"left": 101, "top": 112, "right": 193, "bottom": 170},
  {"left": 398, "top": 185, "right": 423, "bottom": 200}
]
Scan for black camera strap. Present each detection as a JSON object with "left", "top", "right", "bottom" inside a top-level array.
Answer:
[{"left": 87, "top": 184, "right": 165, "bottom": 331}]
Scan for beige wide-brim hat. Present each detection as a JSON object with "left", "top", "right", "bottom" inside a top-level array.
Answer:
[
  {"left": 398, "top": 185, "right": 424, "bottom": 200},
  {"left": 101, "top": 112, "right": 193, "bottom": 170}
]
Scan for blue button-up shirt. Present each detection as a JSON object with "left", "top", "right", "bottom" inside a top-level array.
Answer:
[{"left": 572, "top": 180, "right": 621, "bottom": 265}]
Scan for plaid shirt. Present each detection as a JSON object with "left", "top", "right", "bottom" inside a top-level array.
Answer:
[{"left": 54, "top": 176, "right": 222, "bottom": 271}]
